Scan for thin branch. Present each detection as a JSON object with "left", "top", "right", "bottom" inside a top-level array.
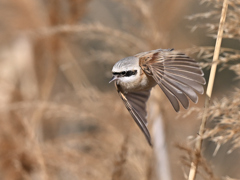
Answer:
[{"left": 188, "top": 0, "right": 229, "bottom": 180}]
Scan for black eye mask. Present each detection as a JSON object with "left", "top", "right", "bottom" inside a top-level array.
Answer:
[{"left": 112, "top": 70, "right": 137, "bottom": 77}]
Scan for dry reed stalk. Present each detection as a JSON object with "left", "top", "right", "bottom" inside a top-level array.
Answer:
[
  {"left": 152, "top": 111, "right": 171, "bottom": 180},
  {"left": 188, "top": 1, "right": 229, "bottom": 180},
  {"left": 147, "top": 88, "right": 172, "bottom": 180}
]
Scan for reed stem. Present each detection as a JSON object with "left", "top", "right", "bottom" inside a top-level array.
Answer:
[{"left": 188, "top": 1, "right": 229, "bottom": 180}]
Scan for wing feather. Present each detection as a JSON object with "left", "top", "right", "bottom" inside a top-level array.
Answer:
[
  {"left": 115, "top": 82, "right": 152, "bottom": 146},
  {"left": 163, "top": 66, "right": 204, "bottom": 76},
  {"left": 164, "top": 69, "right": 205, "bottom": 84},
  {"left": 163, "top": 75, "right": 198, "bottom": 103},
  {"left": 137, "top": 49, "right": 205, "bottom": 111},
  {"left": 166, "top": 73, "right": 204, "bottom": 94},
  {"left": 151, "top": 67, "right": 189, "bottom": 110},
  {"left": 157, "top": 82, "right": 180, "bottom": 112},
  {"left": 164, "top": 61, "right": 201, "bottom": 68},
  {"left": 125, "top": 90, "right": 150, "bottom": 124}
]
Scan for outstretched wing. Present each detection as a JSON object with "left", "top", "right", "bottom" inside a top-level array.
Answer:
[
  {"left": 125, "top": 90, "right": 151, "bottom": 125},
  {"left": 137, "top": 48, "right": 205, "bottom": 112},
  {"left": 115, "top": 82, "right": 152, "bottom": 146}
]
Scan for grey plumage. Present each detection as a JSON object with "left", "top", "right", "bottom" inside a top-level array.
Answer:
[{"left": 112, "top": 56, "right": 139, "bottom": 73}]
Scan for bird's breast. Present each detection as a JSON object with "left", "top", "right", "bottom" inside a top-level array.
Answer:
[{"left": 118, "top": 74, "right": 156, "bottom": 93}]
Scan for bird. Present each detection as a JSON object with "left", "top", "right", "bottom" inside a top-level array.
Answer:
[{"left": 109, "top": 48, "right": 206, "bottom": 146}]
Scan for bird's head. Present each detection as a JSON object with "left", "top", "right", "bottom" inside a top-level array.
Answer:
[{"left": 109, "top": 56, "right": 140, "bottom": 84}]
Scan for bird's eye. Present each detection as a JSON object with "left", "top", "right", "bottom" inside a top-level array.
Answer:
[
  {"left": 113, "top": 70, "right": 137, "bottom": 77},
  {"left": 125, "top": 70, "right": 137, "bottom": 77},
  {"left": 126, "top": 71, "right": 132, "bottom": 76}
]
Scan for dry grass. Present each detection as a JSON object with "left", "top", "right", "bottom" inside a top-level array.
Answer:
[
  {"left": 188, "top": 1, "right": 228, "bottom": 179},
  {"left": 180, "top": 0, "right": 240, "bottom": 180},
  {"left": 193, "top": 89, "right": 240, "bottom": 154},
  {"left": 0, "top": 0, "right": 239, "bottom": 180}
]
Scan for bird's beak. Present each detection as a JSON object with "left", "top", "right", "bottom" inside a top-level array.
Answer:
[{"left": 109, "top": 76, "right": 118, "bottom": 83}]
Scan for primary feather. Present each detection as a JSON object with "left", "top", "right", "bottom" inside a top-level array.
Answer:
[{"left": 138, "top": 49, "right": 205, "bottom": 112}]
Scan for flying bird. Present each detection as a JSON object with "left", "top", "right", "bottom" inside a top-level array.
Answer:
[{"left": 109, "top": 48, "right": 205, "bottom": 146}]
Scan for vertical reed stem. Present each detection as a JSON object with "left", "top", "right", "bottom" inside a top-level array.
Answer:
[{"left": 188, "top": 1, "right": 228, "bottom": 180}]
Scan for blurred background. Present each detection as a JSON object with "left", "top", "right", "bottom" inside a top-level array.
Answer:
[{"left": 0, "top": 0, "right": 239, "bottom": 179}]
